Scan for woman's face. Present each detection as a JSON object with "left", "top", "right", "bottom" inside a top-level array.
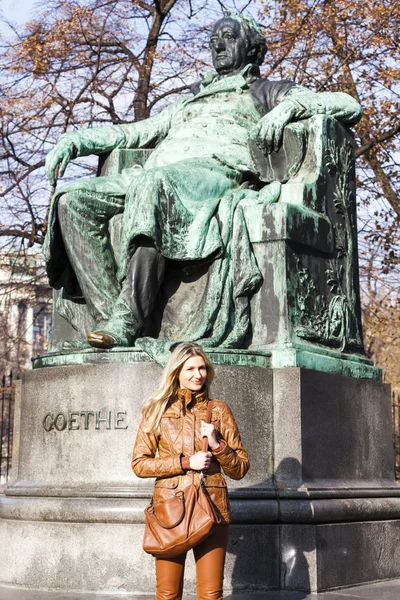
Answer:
[{"left": 178, "top": 355, "right": 207, "bottom": 392}]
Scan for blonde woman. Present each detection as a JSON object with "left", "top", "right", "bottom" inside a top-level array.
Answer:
[{"left": 132, "top": 342, "right": 249, "bottom": 600}]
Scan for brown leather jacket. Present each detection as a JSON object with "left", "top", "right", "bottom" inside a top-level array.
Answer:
[{"left": 132, "top": 388, "right": 249, "bottom": 523}]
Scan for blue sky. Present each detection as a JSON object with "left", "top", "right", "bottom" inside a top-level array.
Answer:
[{"left": 1, "top": 0, "right": 37, "bottom": 26}]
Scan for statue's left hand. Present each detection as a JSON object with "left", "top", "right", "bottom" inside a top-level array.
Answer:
[
  {"left": 250, "top": 99, "right": 298, "bottom": 154},
  {"left": 45, "top": 138, "right": 75, "bottom": 186}
]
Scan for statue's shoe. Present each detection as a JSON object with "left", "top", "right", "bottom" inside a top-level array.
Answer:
[{"left": 87, "top": 330, "right": 131, "bottom": 349}]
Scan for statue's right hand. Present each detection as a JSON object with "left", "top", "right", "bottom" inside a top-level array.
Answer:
[
  {"left": 45, "top": 138, "right": 75, "bottom": 185},
  {"left": 189, "top": 451, "right": 212, "bottom": 471}
]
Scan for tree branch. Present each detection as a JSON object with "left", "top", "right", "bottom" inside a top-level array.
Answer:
[
  {"left": 365, "top": 150, "right": 400, "bottom": 219},
  {"left": 133, "top": 0, "right": 156, "bottom": 13},
  {"left": 355, "top": 123, "right": 400, "bottom": 158}
]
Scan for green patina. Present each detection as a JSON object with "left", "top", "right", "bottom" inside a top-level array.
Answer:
[
  {"left": 32, "top": 348, "right": 271, "bottom": 370},
  {"left": 31, "top": 345, "right": 380, "bottom": 380},
  {"left": 41, "top": 13, "right": 375, "bottom": 378}
]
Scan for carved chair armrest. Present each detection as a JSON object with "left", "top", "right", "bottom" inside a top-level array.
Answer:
[
  {"left": 244, "top": 202, "right": 334, "bottom": 254},
  {"left": 250, "top": 114, "right": 356, "bottom": 218},
  {"left": 251, "top": 114, "right": 354, "bottom": 187},
  {"left": 245, "top": 114, "right": 355, "bottom": 252},
  {"left": 250, "top": 121, "right": 309, "bottom": 184}
]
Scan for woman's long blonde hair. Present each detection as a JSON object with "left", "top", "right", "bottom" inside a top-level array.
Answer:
[{"left": 141, "top": 343, "right": 215, "bottom": 434}]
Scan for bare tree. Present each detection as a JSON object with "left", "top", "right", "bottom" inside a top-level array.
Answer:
[{"left": 0, "top": 0, "right": 399, "bottom": 382}]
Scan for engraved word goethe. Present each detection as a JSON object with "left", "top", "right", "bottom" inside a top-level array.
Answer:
[{"left": 43, "top": 410, "right": 128, "bottom": 432}]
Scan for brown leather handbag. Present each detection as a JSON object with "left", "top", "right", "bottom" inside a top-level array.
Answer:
[{"left": 143, "top": 401, "right": 221, "bottom": 558}]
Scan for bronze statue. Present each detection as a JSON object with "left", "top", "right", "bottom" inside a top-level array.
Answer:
[{"left": 44, "top": 12, "right": 362, "bottom": 356}]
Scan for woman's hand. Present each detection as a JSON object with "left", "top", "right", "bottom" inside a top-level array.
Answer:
[
  {"left": 189, "top": 451, "right": 212, "bottom": 471},
  {"left": 201, "top": 421, "right": 220, "bottom": 450}
]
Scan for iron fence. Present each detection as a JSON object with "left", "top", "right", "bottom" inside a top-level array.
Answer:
[{"left": 0, "top": 372, "right": 15, "bottom": 484}]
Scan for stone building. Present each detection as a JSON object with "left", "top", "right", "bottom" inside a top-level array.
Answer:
[{"left": 0, "top": 251, "right": 52, "bottom": 375}]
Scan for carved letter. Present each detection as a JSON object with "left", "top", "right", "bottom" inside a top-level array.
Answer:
[
  {"left": 80, "top": 411, "right": 94, "bottom": 430},
  {"left": 115, "top": 411, "right": 128, "bottom": 430},
  {"left": 54, "top": 413, "right": 67, "bottom": 431},
  {"left": 95, "top": 411, "right": 111, "bottom": 430},
  {"left": 43, "top": 413, "right": 54, "bottom": 432},
  {"left": 68, "top": 411, "right": 80, "bottom": 430}
]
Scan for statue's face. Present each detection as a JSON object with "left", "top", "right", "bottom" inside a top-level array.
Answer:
[{"left": 210, "top": 18, "right": 251, "bottom": 75}]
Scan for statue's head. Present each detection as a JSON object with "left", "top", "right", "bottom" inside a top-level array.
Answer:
[{"left": 210, "top": 12, "right": 267, "bottom": 76}]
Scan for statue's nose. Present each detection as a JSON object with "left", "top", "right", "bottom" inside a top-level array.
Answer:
[{"left": 215, "top": 38, "right": 225, "bottom": 52}]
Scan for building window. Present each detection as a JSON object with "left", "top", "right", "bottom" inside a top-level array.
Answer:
[
  {"left": 32, "top": 305, "right": 52, "bottom": 355},
  {"left": 17, "top": 302, "right": 27, "bottom": 337}
]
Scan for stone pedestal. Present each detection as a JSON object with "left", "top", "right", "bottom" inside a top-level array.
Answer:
[{"left": 1, "top": 362, "right": 400, "bottom": 594}]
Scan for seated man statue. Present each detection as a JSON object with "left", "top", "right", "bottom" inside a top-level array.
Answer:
[{"left": 44, "top": 12, "right": 362, "bottom": 352}]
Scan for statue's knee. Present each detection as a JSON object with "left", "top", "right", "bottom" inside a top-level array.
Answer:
[
  {"left": 57, "top": 192, "right": 92, "bottom": 233},
  {"left": 57, "top": 193, "right": 67, "bottom": 208},
  {"left": 139, "top": 167, "right": 165, "bottom": 188},
  {"left": 57, "top": 192, "right": 83, "bottom": 216},
  {"left": 57, "top": 193, "right": 72, "bottom": 222},
  {"left": 57, "top": 192, "right": 90, "bottom": 220}
]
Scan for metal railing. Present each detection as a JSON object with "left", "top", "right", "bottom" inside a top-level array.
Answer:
[{"left": 0, "top": 372, "right": 15, "bottom": 484}]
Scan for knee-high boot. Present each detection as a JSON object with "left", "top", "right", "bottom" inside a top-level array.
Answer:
[{"left": 194, "top": 525, "right": 229, "bottom": 600}]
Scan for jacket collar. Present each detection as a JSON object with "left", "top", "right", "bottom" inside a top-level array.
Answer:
[{"left": 177, "top": 387, "right": 208, "bottom": 409}]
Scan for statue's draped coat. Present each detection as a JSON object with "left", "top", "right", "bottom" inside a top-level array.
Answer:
[{"left": 44, "top": 66, "right": 362, "bottom": 361}]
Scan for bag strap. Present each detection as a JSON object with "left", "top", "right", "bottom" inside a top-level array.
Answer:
[{"left": 201, "top": 400, "right": 213, "bottom": 452}]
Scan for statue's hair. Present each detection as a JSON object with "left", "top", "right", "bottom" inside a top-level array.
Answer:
[
  {"left": 140, "top": 342, "right": 215, "bottom": 434},
  {"left": 222, "top": 11, "right": 267, "bottom": 66}
]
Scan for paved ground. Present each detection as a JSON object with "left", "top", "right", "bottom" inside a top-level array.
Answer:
[{"left": 0, "top": 580, "right": 399, "bottom": 600}]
